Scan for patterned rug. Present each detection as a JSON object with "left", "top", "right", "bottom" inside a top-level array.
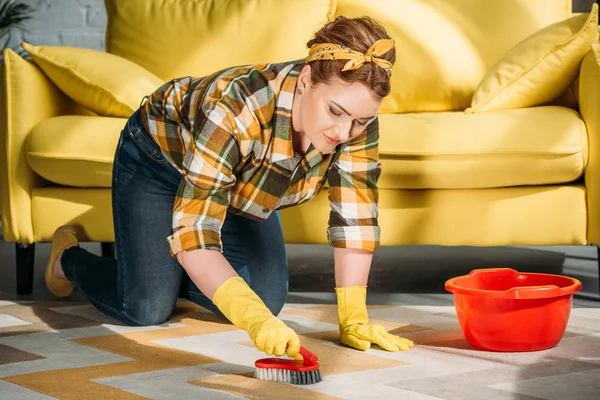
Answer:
[{"left": 1, "top": 300, "right": 599, "bottom": 399}]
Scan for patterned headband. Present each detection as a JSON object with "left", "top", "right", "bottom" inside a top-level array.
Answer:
[{"left": 305, "top": 38, "right": 395, "bottom": 76}]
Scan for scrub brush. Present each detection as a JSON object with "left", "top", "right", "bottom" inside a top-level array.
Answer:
[{"left": 254, "top": 346, "right": 321, "bottom": 384}]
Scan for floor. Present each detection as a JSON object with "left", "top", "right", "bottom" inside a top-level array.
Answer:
[
  {"left": 1, "top": 230, "right": 599, "bottom": 307},
  {"left": 2, "top": 233, "right": 600, "bottom": 399}
]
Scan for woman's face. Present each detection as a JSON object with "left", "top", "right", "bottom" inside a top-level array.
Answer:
[{"left": 292, "top": 65, "right": 382, "bottom": 154}]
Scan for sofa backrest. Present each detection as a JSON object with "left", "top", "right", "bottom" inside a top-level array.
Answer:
[
  {"left": 336, "top": 0, "right": 573, "bottom": 113},
  {"left": 105, "top": 0, "right": 573, "bottom": 113},
  {"left": 104, "top": 0, "right": 335, "bottom": 82}
]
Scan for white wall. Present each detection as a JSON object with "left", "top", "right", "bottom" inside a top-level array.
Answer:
[{"left": 8, "top": 0, "right": 106, "bottom": 51}]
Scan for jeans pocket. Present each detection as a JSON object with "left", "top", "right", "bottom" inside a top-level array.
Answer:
[{"left": 128, "top": 126, "right": 168, "bottom": 164}]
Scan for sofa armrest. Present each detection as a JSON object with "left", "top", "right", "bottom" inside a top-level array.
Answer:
[
  {"left": 0, "top": 49, "right": 88, "bottom": 243},
  {"left": 581, "top": 44, "right": 600, "bottom": 244}
]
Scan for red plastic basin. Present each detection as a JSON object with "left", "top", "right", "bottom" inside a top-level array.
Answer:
[{"left": 445, "top": 268, "right": 582, "bottom": 352}]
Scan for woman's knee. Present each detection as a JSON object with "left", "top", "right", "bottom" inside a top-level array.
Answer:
[{"left": 124, "top": 301, "right": 174, "bottom": 326}]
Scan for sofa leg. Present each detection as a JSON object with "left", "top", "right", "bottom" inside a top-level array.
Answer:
[
  {"left": 16, "top": 243, "right": 35, "bottom": 295},
  {"left": 101, "top": 242, "right": 115, "bottom": 259},
  {"left": 597, "top": 246, "right": 600, "bottom": 299}
]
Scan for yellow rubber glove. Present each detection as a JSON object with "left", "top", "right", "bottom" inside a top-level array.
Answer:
[
  {"left": 212, "top": 277, "right": 300, "bottom": 358},
  {"left": 336, "top": 286, "right": 414, "bottom": 352}
]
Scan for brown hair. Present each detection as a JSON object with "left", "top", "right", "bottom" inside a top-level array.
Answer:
[{"left": 306, "top": 16, "right": 395, "bottom": 98}]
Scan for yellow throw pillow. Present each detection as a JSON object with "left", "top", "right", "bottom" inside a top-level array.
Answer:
[
  {"left": 21, "top": 42, "right": 164, "bottom": 117},
  {"left": 466, "top": 3, "right": 598, "bottom": 114}
]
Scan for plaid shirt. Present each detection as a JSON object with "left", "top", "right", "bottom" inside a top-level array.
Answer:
[{"left": 140, "top": 60, "right": 382, "bottom": 256}]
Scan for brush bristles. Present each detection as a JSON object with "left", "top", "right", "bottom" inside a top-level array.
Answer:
[{"left": 254, "top": 368, "right": 322, "bottom": 384}]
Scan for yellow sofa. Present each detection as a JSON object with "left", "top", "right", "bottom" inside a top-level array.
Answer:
[{"left": 1, "top": 0, "right": 599, "bottom": 294}]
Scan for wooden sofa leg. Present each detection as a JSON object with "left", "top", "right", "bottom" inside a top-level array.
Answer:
[
  {"left": 16, "top": 243, "right": 35, "bottom": 295},
  {"left": 101, "top": 242, "right": 115, "bottom": 259}
]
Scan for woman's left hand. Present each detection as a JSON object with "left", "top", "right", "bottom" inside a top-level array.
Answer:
[
  {"left": 340, "top": 322, "right": 414, "bottom": 351},
  {"left": 336, "top": 286, "right": 415, "bottom": 352}
]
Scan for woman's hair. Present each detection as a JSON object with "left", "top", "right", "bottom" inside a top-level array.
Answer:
[{"left": 306, "top": 16, "right": 395, "bottom": 98}]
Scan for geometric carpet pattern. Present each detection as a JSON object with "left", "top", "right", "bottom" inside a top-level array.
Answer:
[{"left": 1, "top": 300, "right": 599, "bottom": 399}]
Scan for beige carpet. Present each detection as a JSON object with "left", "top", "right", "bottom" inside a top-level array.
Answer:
[{"left": 1, "top": 300, "right": 599, "bottom": 399}]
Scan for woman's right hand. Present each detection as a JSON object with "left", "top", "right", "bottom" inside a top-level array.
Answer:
[
  {"left": 247, "top": 315, "right": 300, "bottom": 357},
  {"left": 211, "top": 276, "right": 301, "bottom": 358}
]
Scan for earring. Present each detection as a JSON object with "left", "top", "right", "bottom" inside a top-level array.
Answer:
[{"left": 296, "top": 88, "right": 302, "bottom": 95}]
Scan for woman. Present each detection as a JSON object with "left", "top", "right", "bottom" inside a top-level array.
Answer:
[{"left": 45, "top": 16, "right": 414, "bottom": 359}]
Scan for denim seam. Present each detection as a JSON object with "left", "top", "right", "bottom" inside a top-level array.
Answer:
[{"left": 113, "top": 143, "right": 129, "bottom": 318}]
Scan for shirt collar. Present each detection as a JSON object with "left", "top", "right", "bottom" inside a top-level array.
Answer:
[
  {"left": 270, "top": 60, "right": 325, "bottom": 169},
  {"left": 270, "top": 60, "right": 303, "bottom": 161}
]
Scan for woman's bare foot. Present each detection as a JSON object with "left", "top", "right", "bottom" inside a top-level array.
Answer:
[{"left": 52, "top": 250, "right": 69, "bottom": 281}]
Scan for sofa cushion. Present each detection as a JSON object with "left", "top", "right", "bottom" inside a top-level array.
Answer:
[
  {"left": 466, "top": 4, "right": 598, "bottom": 113},
  {"left": 26, "top": 116, "right": 126, "bottom": 187},
  {"left": 31, "top": 185, "right": 587, "bottom": 246},
  {"left": 26, "top": 107, "right": 586, "bottom": 190},
  {"left": 105, "top": 0, "right": 335, "bottom": 82},
  {"left": 281, "top": 185, "right": 587, "bottom": 246},
  {"left": 377, "top": 106, "right": 587, "bottom": 189}
]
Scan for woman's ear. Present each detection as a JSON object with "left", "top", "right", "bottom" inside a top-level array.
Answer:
[{"left": 298, "top": 64, "right": 312, "bottom": 90}]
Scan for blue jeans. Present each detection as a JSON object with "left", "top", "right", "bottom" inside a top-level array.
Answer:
[{"left": 62, "top": 109, "right": 289, "bottom": 326}]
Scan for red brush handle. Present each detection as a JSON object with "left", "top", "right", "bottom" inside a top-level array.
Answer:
[
  {"left": 299, "top": 346, "right": 318, "bottom": 366},
  {"left": 255, "top": 346, "right": 320, "bottom": 372}
]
